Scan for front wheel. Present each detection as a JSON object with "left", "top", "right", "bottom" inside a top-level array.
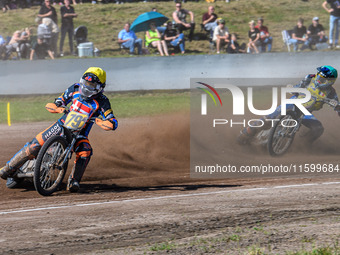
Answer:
[
  {"left": 34, "top": 135, "right": 69, "bottom": 196},
  {"left": 267, "top": 114, "right": 299, "bottom": 156}
]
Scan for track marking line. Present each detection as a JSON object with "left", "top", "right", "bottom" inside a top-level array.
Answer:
[{"left": 1, "top": 181, "right": 340, "bottom": 215}]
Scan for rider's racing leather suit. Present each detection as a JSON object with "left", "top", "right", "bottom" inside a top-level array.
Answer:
[{"left": 1, "top": 84, "right": 118, "bottom": 184}]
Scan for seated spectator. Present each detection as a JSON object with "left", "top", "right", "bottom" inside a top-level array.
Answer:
[
  {"left": 118, "top": 22, "right": 142, "bottom": 55},
  {"left": 255, "top": 17, "right": 272, "bottom": 52},
  {"left": 172, "top": 2, "right": 195, "bottom": 41},
  {"left": 30, "top": 36, "right": 54, "bottom": 60},
  {"left": 202, "top": 6, "right": 218, "bottom": 39},
  {"left": 151, "top": 7, "right": 167, "bottom": 34},
  {"left": 18, "top": 27, "right": 31, "bottom": 59},
  {"left": 4, "top": 29, "right": 31, "bottom": 60},
  {"left": 307, "top": 17, "right": 328, "bottom": 48},
  {"left": 212, "top": 18, "right": 229, "bottom": 54},
  {"left": 0, "top": 0, "right": 9, "bottom": 13},
  {"left": 145, "top": 22, "right": 169, "bottom": 56},
  {"left": 226, "top": 33, "right": 246, "bottom": 54},
  {"left": 289, "top": 18, "right": 309, "bottom": 51},
  {"left": 248, "top": 20, "right": 260, "bottom": 54},
  {"left": 163, "top": 21, "right": 185, "bottom": 54}
]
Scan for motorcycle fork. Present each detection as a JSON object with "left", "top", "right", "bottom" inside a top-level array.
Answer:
[{"left": 58, "top": 138, "right": 76, "bottom": 170}]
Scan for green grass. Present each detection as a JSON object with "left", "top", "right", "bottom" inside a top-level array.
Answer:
[
  {"left": 0, "top": 91, "right": 190, "bottom": 124},
  {"left": 1, "top": 0, "right": 335, "bottom": 57}
]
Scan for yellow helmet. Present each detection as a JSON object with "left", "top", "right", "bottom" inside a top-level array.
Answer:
[{"left": 79, "top": 67, "right": 106, "bottom": 98}]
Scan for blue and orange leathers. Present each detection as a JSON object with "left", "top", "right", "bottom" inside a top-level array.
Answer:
[{"left": 7, "top": 84, "right": 118, "bottom": 182}]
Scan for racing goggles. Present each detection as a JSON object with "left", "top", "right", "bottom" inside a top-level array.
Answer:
[
  {"left": 315, "top": 72, "right": 335, "bottom": 88},
  {"left": 79, "top": 77, "right": 102, "bottom": 98}
]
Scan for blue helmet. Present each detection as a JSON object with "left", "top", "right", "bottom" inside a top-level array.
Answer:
[{"left": 315, "top": 65, "right": 338, "bottom": 89}]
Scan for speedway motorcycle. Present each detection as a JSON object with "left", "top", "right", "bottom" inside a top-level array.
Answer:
[
  {"left": 6, "top": 103, "right": 101, "bottom": 196},
  {"left": 251, "top": 98, "right": 340, "bottom": 156}
]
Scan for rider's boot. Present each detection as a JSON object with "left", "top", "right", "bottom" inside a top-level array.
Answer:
[
  {"left": 67, "top": 157, "right": 90, "bottom": 193},
  {"left": 0, "top": 148, "right": 31, "bottom": 180}
]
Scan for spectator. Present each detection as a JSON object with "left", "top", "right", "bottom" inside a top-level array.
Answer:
[
  {"left": 307, "top": 17, "right": 328, "bottom": 48},
  {"left": 212, "top": 18, "right": 229, "bottom": 54},
  {"left": 4, "top": 29, "right": 31, "bottom": 60},
  {"left": 255, "top": 17, "right": 272, "bottom": 52},
  {"left": 42, "top": 17, "right": 59, "bottom": 56},
  {"left": 118, "top": 22, "right": 142, "bottom": 55},
  {"left": 163, "top": 21, "right": 185, "bottom": 54},
  {"left": 172, "top": 2, "right": 195, "bottom": 41},
  {"left": 59, "top": 0, "right": 77, "bottom": 56},
  {"left": 248, "top": 20, "right": 260, "bottom": 54},
  {"left": 145, "top": 22, "right": 169, "bottom": 56},
  {"left": 289, "top": 18, "right": 309, "bottom": 51},
  {"left": 226, "top": 33, "right": 246, "bottom": 54},
  {"left": 0, "top": 0, "right": 8, "bottom": 12},
  {"left": 202, "top": 6, "right": 218, "bottom": 39},
  {"left": 38, "top": 0, "right": 58, "bottom": 25},
  {"left": 36, "top": 16, "right": 52, "bottom": 44},
  {"left": 30, "top": 36, "right": 54, "bottom": 60},
  {"left": 322, "top": 0, "right": 340, "bottom": 48},
  {"left": 151, "top": 7, "right": 167, "bottom": 34}
]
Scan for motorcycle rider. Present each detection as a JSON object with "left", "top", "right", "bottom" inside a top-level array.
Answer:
[
  {"left": 0, "top": 67, "right": 118, "bottom": 192},
  {"left": 238, "top": 65, "right": 340, "bottom": 145}
]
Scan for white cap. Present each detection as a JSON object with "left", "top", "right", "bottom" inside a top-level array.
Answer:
[{"left": 313, "top": 17, "right": 319, "bottom": 21}]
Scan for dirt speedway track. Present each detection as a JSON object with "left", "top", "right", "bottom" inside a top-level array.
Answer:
[{"left": 0, "top": 112, "right": 340, "bottom": 254}]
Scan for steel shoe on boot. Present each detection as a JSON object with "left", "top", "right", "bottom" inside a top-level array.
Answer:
[
  {"left": 0, "top": 165, "right": 16, "bottom": 180},
  {"left": 67, "top": 179, "right": 80, "bottom": 193}
]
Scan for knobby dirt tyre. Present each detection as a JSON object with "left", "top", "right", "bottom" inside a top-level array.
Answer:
[
  {"left": 34, "top": 135, "right": 68, "bottom": 196},
  {"left": 267, "top": 114, "right": 297, "bottom": 157}
]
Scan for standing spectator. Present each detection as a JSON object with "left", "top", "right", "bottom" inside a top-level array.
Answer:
[
  {"left": 117, "top": 22, "right": 142, "bottom": 55},
  {"left": 248, "top": 20, "right": 260, "bottom": 54},
  {"left": 212, "top": 19, "right": 229, "bottom": 54},
  {"left": 59, "top": 0, "right": 77, "bottom": 56},
  {"left": 289, "top": 18, "right": 309, "bottom": 51},
  {"left": 172, "top": 2, "right": 195, "bottom": 41},
  {"left": 322, "top": 0, "right": 340, "bottom": 48},
  {"left": 145, "top": 22, "right": 169, "bottom": 56},
  {"left": 30, "top": 36, "right": 54, "bottom": 60},
  {"left": 307, "top": 17, "right": 328, "bottom": 48},
  {"left": 226, "top": 33, "right": 246, "bottom": 54},
  {"left": 38, "top": 0, "right": 58, "bottom": 25},
  {"left": 163, "top": 21, "right": 185, "bottom": 54},
  {"left": 202, "top": 6, "right": 218, "bottom": 39},
  {"left": 255, "top": 17, "right": 273, "bottom": 52}
]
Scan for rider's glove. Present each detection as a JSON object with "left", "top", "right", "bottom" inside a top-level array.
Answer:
[
  {"left": 54, "top": 99, "right": 64, "bottom": 107},
  {"left": 95, "top": 118, "right": 114, "bottom": 131}
]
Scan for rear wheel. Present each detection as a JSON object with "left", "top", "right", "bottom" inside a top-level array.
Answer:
[
  {"left": 34, "top": 136, "right": 68, "bottom": 196},
  {"left": 267, "top": 115, "right": 298, "bottom": 156}
]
